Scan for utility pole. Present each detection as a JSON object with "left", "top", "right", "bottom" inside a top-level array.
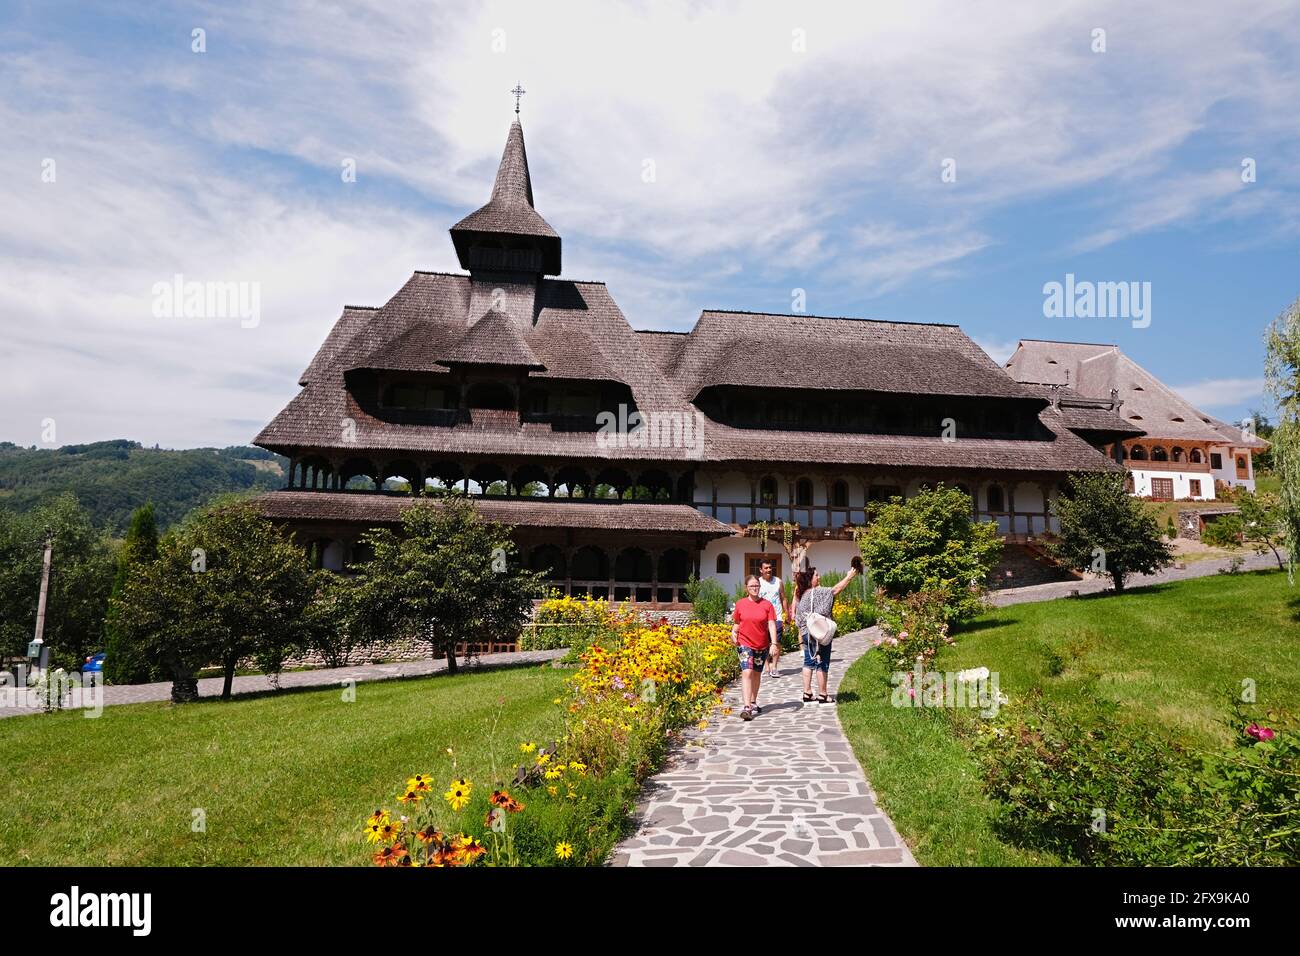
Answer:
[{"left": 30, "top": 532, "right": 53, "bottom": 675}]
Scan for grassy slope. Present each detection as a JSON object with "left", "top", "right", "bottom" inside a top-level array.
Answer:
[
  {"left": 838, "top": 570, "right": 1299, "bottom": 865},
  {"left": 0, "top": 666, "right": 567, "bottom": 865}
]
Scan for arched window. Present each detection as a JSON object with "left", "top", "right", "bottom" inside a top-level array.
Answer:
[
  {"left": 1189, "top": 449, "right": 1203, "bottom": 464},
  {"left": 1130, "top": 445, "right": 1148, "bottom": 461},
  {"left": 796, "top": 478, "right": 813, "bottom": 506},
  {"left": 570, "top": 546, "right": 608, "bottom": 581},
  {"left": 987, "top": 485, "right": 1005, "bottom": 513},
  {"left": 1151, "top": 446, "right": 1168, "bottom": 462},
  {"left": 1237, "top": 456, "right": 1247, "bottom": 470},
  {"left": 527, "top": 545, "right": 566, "bottom": 580},
  {"left": 614, "top": 547, "right": 653, "bottom": 582},
  {"left": 759, "top": 475, "right": 778, "bottom": 506},
  {"left": 716, "top": 553, "right": 730, "bottom": 574},
  {"left": 831, "top": 480, "right": 849, "bottom": 508},
  {"left": 1171, "top": 447, "right": 1184, "bottom": 463}
]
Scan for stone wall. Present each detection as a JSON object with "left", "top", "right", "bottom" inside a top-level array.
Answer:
[{"left": 243, "top": 607, "right": 697, "bottom": 672}]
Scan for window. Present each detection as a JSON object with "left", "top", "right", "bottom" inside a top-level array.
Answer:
[
  {"left": 1151, "top": 477, "right": 1174, "bottom": 501},
  {"left": 759, "top": 475, "right": 778, "bottom": 506},
  {"left": 795, "top": 478, "right": 813, "bottom": 506},
  {"left": 1236, "top": 456, "right": 1248, "bottom": 477},
  {"left": 1210, "top": 453, "right": 1223, "bottom": 469},
  {"left": 1151, "top": 446, "right": 1168, "bottom": 462},
  {"left": 1190, "top": 449, "right": 1203, "bottom": 464},
  {"left": 716, "top": 554, "right": 730, "bottom": 575},
  {"left": 868, "top": 485, "right": 902, "bottom": 503},
  {"left": 986, "top": 485, "right": 1005, "bottom": 512},
  {"left": 744, "top": 553, "right": 782, "bottom": 580},
  {"left": 1189, "top": 479, "right": 1202, "bottom": 497},
  {"left": 1130, "top": 445, "right": 1148, "bottom": 461},
  {"left": 831, "top": 480, "right": 849, "bottom": 508},
  {"left": 1171, "top": 447, "right": 1184, "bottom": 462}
]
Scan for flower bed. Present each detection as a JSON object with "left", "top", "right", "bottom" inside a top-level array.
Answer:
[{"left": 362, "top": 614, "right": 738, "bottom": 866}]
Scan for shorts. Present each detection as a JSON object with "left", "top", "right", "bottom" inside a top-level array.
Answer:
[
  {"left": 802, "top": 636, "right": 831, "bottom": 673},
  {"left": 736, "top": 645, "right": 770, "bottom": 671}
]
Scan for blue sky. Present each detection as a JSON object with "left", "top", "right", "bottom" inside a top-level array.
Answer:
[{"left": 2, "top": 0, "right": 1297, "bottom": 447}]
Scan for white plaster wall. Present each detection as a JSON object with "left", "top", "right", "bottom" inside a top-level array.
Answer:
[
  {"left": 1129, "top": 469, "right": 1216, "bottom": 501},
  {"left": 1209, "top": 446, "right": 1255, "bottom": 491}
]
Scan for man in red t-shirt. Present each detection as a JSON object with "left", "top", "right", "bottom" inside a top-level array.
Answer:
[{"left": 732, "top": 575, "right": 777, "bottom": 721}]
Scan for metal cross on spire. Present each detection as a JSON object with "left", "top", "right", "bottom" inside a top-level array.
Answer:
[{"left": 511, "top": 83, "right": 526, "bottom": 116}]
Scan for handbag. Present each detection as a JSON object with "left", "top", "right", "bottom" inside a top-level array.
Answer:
[{"left": 806, "top": 611, "right": 837, "bottom": 646}]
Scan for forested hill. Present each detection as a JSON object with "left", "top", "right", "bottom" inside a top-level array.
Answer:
[{"left": 0, "top": 440, "right": 287, "bottom": 533}]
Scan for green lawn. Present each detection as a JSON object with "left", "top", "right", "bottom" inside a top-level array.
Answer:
[
  {"left": 839, "top": 570, "right": 1300, "bottom": 866},
  {"left": 0, "top": 665, "right": 569, "bottom": 865}
]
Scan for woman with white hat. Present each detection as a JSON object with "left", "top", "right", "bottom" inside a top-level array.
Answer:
[{"left": 793, "top": 556, "right": 862, "bottom": 704}]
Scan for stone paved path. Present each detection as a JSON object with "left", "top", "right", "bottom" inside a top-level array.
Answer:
[
  {"left": 0, "top": 648, "right": 566, "bottom": 719},
  {"left": 989, "top": 550, "right": 1283, "bottom": 607},
  {"left": 609, "top": 630, "right": 916, "bottom": 867}
]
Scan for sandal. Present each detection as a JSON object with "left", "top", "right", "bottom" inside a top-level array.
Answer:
[
  {"left": 802, "top": 693, "right": 814, "bottom": 703},
  {"left": 817, "top": 695, "right": 830, "bottom": 704}
]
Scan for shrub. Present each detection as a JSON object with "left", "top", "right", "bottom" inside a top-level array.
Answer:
[
  {"left": 1201, "top": 514, "right": 1244, "bottom": 549},
  {"left": 966, "top": 691, "right": 1300, "bottom": 865},
  {"left": 872, "top": 589, "right": 953, "bottom": 669},
  {"left": 684, "top": 575, "right": 729, "bottom": 623},
  {"left": 855, "top": 485, "right": 1002, "bottom": 623},
  {"left": 520, "top": 594, "right": 624, "bottom": 652}
]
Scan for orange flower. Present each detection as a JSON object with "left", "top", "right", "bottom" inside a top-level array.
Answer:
[
  {"left": 415, "top": 826, "right": 442, "bottom": 845},
  {"left": 373, "top": 844, "right": 408, "bottom": 867}
]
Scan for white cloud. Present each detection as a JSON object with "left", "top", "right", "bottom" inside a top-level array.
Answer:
[
  {"left": 1169, "top": 377, "right": 1266, "bottom": 409},
  {"left": 0, "top": 0, "right": 1297, "bottom": 444}
]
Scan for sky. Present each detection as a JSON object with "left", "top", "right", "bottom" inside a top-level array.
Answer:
[{"left": 1, "top": 0, "right": 1297, "bottom": 448}]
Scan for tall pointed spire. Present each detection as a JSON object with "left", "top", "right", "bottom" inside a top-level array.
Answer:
[{"left": 450, "top": 119, "right": 561, "bottom": 276}]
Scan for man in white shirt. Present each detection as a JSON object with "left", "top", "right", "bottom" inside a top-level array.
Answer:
[{"left": 757, "top": 559, "right": 789, "bottom": 678}]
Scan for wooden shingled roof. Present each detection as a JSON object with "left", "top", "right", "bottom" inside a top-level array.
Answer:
[
  {"left": 1006, "top": 340, "right": 1233, "bottom": 443},
  {"left": 256, "top": 490, "right": 736, "bottom": 535},
  {"left": 254, "top": 118, "right": 1123, "bottom": 476}
]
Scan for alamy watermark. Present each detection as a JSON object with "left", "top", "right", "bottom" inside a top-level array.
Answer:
[
  {"left": 1042, "top": 273, "right": 1150, "bottom": 328},
  {"left": 890, "top": 663, "right": 1005, "bottom": 717},
  {"left": 596, "top": 403, "right": 705, "bottom": 460},
  {"left": 1, "top": 666, "right": 104, "bottom": 717},
  {"left": 151, "top": 273, "right": 261, "bottom": 328}
]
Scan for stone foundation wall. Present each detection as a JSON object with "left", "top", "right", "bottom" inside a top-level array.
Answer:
[{"left": 240, "top": 607, "right": 698, "bottom": 672}]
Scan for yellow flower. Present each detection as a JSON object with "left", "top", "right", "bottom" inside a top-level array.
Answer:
[
  {"left": 555, "top": 841, "right": 574, "bottom": 860},
  {"left": 544, "top": 769, "right": 562, "bottom": 780},
  {"left": 535, "top": 753, "right": 551, "bottom": 766},
  {"left": 697, "top": 720, "right": 708, "bottom": 730},
  {"left": 519, "top": 742, "right": 536, "bottom": 753},
  {"left": 397, "top": 788, "right": 423, "bottom": 804},
  {"left": 366, "top": 810, "right": 390, "bottom": 827},
  {"left": 452, "top": 777, "right": 472, "bottom": 793},
  {"left": 566, "top": 790, "right": 577, "bottom": 800},
  {"left": 547, "top": 786, "right": 558, "bottom": 796},
  {"left": 364, "top": 822, "right": 385, "bottom": 844},
  {"left": 444, "top": 785, "right": 471, "bottom": 811},
  {"left": 568, "top": 761, "right": 587, "bottom": 773},
  {"left": 406, "top": 774, "right": 433, "bottom": 792}
]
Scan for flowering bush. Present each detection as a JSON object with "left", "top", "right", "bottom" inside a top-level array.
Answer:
[
  {"left": 965, "top": 691, "right": 1300, "bottom": 865},
  {"left": 519, "top": 594, "right": 632, "bottom": 652},
  {"left": 557, "top": 621, "right": 736, "bottom": 779},
  {"left": 873, "top": 589, "right": 954, "bottom": 669},
  {"left": 363, "top": 617, "right": 738, "bottom": 866}
]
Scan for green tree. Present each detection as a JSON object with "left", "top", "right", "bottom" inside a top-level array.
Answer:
[
  {"left": 348, "top": 495, "right": 544, "bottom": 674},
  {"left": 1236, "top": 489, "right": 1288, "bottom": 570},
  {"left": 1264, "top": 295, "right": 1300, "bottom": 581},
  {"left": 112, "top": 502, "right": 316, "bottom": 701},
  {"left": 1048, "top": 472, "right": 1174, "bottom": 592},
  {"left": 0, "top": 493, "right": 115, "bottom": 669},
  {"left": 103, "top": 503, "right": 160, "bottom": 684},
  {"left": 855, "top": 485, "right": 1003, "bottom": 622}
]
